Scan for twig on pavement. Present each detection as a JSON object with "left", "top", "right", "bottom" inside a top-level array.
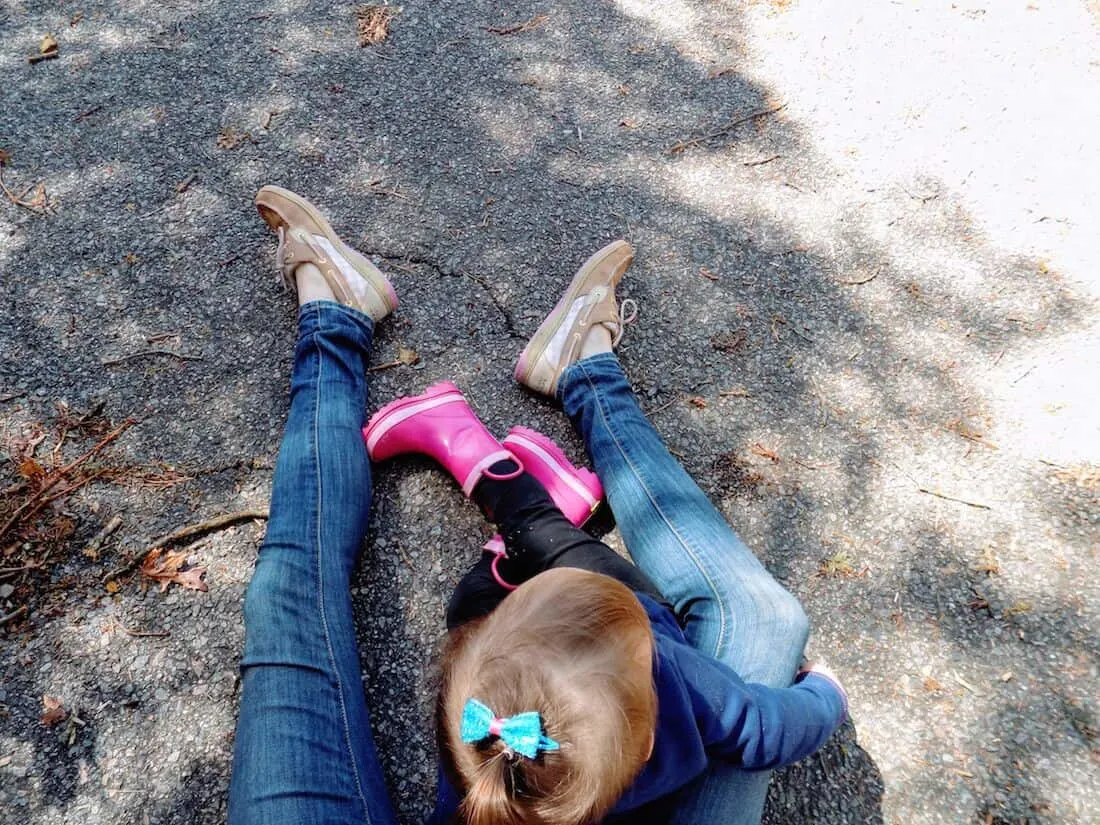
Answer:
[
  {"left": 484, "top": 15, "right": 548, "bottom": 35},
  {"left": 73, "top": 104, "right": 104, "bottom": 123},
  {"left": 667, "top": 103, "right": 787, "bottom": 154},
  {"left": 0, "top": 563, "right": 43, "bottom": 575},
  {"left": 0, "top": 605, "right": 27, "bottom": 626},
  {"left": 102, "top": 349, "right": 204, "bottom": 366},
  {"left": 103, "top": 510, "right": 268, "bottom": 584},
  {"left": 648, "top": 395, "right": 684, "bottom": 416},
  {"left": 83, "top": 515, "right": 123, "bottom": 559},
  {"left": 0, "top": 420, "right": 134, "bottom": 540},
  {"left": 0, "top": 166, "right": 49, "bottom": 214},
  {"left": 148, "top": 510, "right": 268, "bottom": 548},
  {"left": 743, "top": 154, "right": 781, "bottom": 167},
  {"left": 120, "top": 625, "right": 170, "bottom": 638},
  {"left": 917, "top": 487, "right": 992, "bottom": 510},
  {"left": 368, "top": 360, "right": 404, "bottom": 372},
  {"left": 836, "top": 270, "right": 879, "bottom": 285}
]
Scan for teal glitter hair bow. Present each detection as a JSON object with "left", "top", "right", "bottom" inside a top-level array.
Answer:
[{"left": 460, "top": 698, "right": 560, "bottom": 759}]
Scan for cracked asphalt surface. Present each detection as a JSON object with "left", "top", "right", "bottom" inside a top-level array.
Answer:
[{"left": 1, "top": 2, "right": 1098, "bottom": 824}]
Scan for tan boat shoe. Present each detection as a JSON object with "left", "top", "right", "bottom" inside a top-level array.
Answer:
[
  {"left": 255, "top": 185, "right": 398, "bottom": 321},
  {"left": 514, "top": 240, "right": 637, "bottom": 396}
]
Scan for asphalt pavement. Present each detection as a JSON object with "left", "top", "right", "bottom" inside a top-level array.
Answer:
[{"left": 1, "top": 2, "right": 1097, "bottom": 824}]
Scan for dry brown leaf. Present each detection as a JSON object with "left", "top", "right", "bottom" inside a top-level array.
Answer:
[
  {"left": 687, "top": 396, "right": 707, "bottom": 409},
  {"left": 921, "top": 677, "right": 944, "bottom": 693},
  {"left": 818, "top": 551, "right": 860, "bottom": 578},
  {"left": 18, "top": 459, "right": 45, "bottom": 481},
  {"left": 172, "top": 567, "right": 208, "bottom": 591},
  {"left": 8, "top": 181, "right": 51, "bottom": 213},
  {"left": 40, "top": 695, "right": 66, "bottom": 726},
  {"left": 10, "top": 429, "right": 46, "bottom": 461},
  {"left": 0, "top": 169, "right": 51, "bottom": 213},
  {"left": 140, "top": 548, "right": 208, "bottom": 593},
  {"left": 28, "top": 34, "right": 59, "bottom": 64},
  {"left": 750, "top": 443, "right": 780, "bottom": 462},
  {"left": 397, "top": 346, "right": 420, "bottom": 366},
  {"left": 973, "top": 547, "right": 1000, "bottom": 576},
  {"left": 711, "top": 329, "right": 748, "bottom": 354},
  {"left": 0, "top": 148, "right": 11, "bottom": 167},
  {"left": 967, "top": 591, "right": 990, "bottom": 611},
  {"left": 356, "top": 5, "right": 396, "bottom": 46},
  {"left": 216, "top": 126, "right": 253, "bottom": 150}
]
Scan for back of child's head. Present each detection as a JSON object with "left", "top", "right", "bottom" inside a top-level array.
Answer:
[{"left": 438, "top": 567, "right": 657, "bottom": 825}]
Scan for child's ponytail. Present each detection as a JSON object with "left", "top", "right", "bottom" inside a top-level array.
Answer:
[{"left": 461, "top": 743, "right": 522, "bottom": 825}]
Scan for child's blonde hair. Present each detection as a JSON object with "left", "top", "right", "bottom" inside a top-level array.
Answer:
[{"left": 437, "top": 567, "right": 657, "bottom": 825}]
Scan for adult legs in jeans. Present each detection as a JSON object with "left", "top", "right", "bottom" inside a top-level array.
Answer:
[
  {"left": 559, "top": 352, "right": 809, "bottom": 825},
  {"left": 228, "top": 302, "right": 396, "bottom": 825}
]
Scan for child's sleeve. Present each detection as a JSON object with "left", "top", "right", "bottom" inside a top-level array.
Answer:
[
  {"left": 679, "top": 645, "right": 848, "bottom": 770},
  {"left": 445, "top": 553, "right": 512, "bottom": 629}
]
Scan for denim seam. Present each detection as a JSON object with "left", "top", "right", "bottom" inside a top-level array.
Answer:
[
  {"left": 308, "top": 305, "right": 373, "bottom": 824},
  {"left": 576, "top": 360, "right": 729, "bottom": 658}
]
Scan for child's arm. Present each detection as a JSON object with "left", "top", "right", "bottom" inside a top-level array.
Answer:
[
  {"left": 445, "top": 553, "right": 510, "bottom": 629},
  {"left": 675, "top": 642, "right": 847, "bottom": 770}
]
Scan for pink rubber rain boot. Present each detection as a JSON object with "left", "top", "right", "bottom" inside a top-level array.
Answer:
[
  {"left": 363, "top": 382, "right": 523, "bottom": 496},
  {"left": 481, "top": 426, "right": 603, "bottom": 557}
]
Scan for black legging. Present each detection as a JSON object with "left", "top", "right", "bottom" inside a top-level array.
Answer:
[{"left": 445, "top": 465, "right": 668, "bottom": 629}]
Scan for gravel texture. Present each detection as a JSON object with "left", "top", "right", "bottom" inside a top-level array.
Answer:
[{"left": 1, "top": 2, "right": 1098, "bottom": 824}]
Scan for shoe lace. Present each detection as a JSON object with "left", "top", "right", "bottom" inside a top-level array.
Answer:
[
  {"left": 611, "top": 298, "right": 639, "bottom": 346},
  {"left": 275, "top": 225, "right": 325, "bottom": 289}
]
